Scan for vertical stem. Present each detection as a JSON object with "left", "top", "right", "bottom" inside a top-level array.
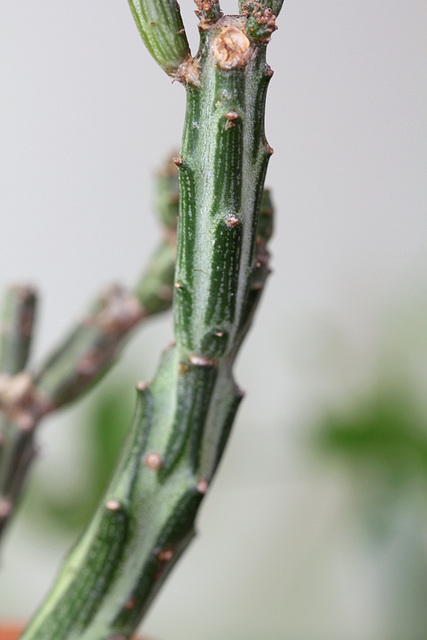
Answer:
[
  {"left": 19, "top": 7, "right": 279, "bottom": 640},
  {"left": 174, "top": 15, "right": 272, "bottom": 361},
  {"left": 0, "top": 286, "right": 37, "bottom": 531}
]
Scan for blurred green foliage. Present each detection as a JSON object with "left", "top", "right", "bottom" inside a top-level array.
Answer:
[{"left": 313, "top": 384, "right": 427, "bottom": 538}]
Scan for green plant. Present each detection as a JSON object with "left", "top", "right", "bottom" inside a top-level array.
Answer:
[
  {"left": 0, "top": 160, "right": 178, "bottom": 540},
  {"left": 0, "top": 1, "right": 283, "bottom": 638},
  {"left": 313, "top": 384, "right": 427, "bottom": 537}
]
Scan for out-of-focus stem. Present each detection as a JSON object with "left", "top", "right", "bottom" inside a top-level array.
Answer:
[
  {"left": 0, "top": 285, "right": 37, "bottom": 529},
  {"left": 0, "top": 285, "right": 37, "bottom": 376},
  {"left": 0, "top": 161, "right": 178, "bottom": 541}
]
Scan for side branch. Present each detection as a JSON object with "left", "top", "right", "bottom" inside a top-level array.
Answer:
[
  {"left": 0, "top": 161, "right": 178, "bottom": 541},
  {"left": 128, "top": 0, "right": 191, "bottom": 76},
  {"left": 36, "top": 159, "right": 178, "bottom": 410}
]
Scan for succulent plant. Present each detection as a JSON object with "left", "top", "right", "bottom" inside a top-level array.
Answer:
[{"left": 0, "top": 2, "right": 284, "bottom": 638}]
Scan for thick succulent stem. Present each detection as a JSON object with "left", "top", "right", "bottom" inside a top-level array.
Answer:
[
  {"left": 19, "top": 222, "right": 272, "bottom": 640},
  {"left": 19, "top": 7, "right": 278, "bottom": 637},
  {"left": 0, "top": 164, "right": 178, "bottom": 541},
  {"left": 174, "top": 15, "right": 273, "bottom": 360}
]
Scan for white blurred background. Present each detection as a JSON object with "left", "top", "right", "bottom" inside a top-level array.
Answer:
[{"left": 0, "top": 1, "right": 426, "bottom": 639}]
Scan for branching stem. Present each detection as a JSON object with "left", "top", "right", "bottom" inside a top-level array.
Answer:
[{"left": 18, "top": 3, "right": 281, "bottom": 638}]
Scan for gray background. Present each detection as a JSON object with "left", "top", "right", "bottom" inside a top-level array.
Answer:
[{"left": 0, "top": 2, "right": 426, "bottom": 639}]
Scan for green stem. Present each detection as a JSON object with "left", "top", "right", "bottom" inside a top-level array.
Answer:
[
  {"left": 128, "top": 0, "right": 191, "bottom": 76},
  {"left": 0, "top": 286, "right": 37, "bottom": 528},
  {"left": 20, "top": 7, "right": 278, "bottom": 640},
  {"left": 0, "top": 285, "right": 37, "bottom": 376},
  {"left": 174, "top": 16, "right": 272, "bottom": 359}
]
